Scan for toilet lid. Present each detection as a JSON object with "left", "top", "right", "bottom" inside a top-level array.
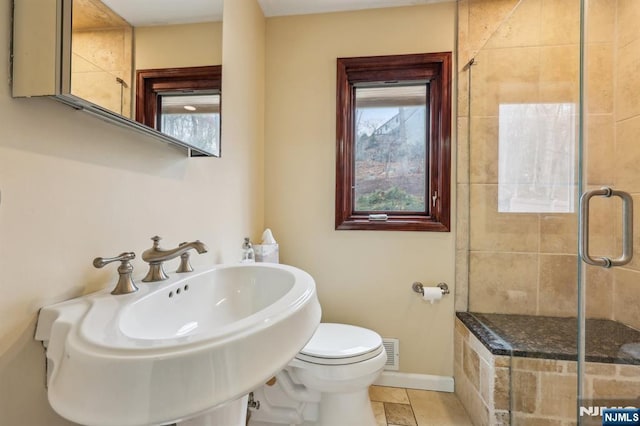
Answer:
[{"left": 296, "top": 323, "right": 384, "bottom": 365}]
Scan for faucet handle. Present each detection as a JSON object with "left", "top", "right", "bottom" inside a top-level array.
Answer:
[
  {"left": 93, "top": 252, "right": 138, "bottom": 295},
  {"left": 177, "top": 242, "right": 194, "bottom": 273},
  {"left": 93, "top": 252, "right": 136, "bottom": 268}
]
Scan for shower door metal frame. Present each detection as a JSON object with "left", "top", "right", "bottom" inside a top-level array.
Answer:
[{"left": 579, "top": 187, "right": 634, "bottom": 268}]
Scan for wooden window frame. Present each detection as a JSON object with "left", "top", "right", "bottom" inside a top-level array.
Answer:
[
  {"left": 135, "top": 65, "right": 222, "bottom": 147},
  {"left": 335, "top": 52, "right": 452, "bottom": 232}
]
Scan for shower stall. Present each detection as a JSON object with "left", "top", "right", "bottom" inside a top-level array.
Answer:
[{"left": 455, "top": 0, "right": 640, "bottom": 424}]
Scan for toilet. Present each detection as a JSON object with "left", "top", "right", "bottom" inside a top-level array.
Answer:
[{"left": 249, "top": 323, "right": 387, "bottom": 426}]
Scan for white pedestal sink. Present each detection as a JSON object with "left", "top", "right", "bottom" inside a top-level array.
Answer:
[{"left": 35, "top": 263, "right": 321, "bottom": 426}]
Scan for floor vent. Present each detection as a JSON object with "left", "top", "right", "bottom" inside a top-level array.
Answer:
[{"left": 382, "top": 338, "right": 399, "bottom": 371}]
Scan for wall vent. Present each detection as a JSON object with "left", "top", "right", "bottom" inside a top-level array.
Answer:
[{"left": 382, "top": 338, "right": 399, "bottom": 371}]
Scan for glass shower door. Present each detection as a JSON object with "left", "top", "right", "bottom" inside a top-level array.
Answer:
[
  {"left": 461, "top": 0, "right": 584, "bottom": 423},
  {"left": 578, "top": 0, "right": 640, "bottom": 423}
]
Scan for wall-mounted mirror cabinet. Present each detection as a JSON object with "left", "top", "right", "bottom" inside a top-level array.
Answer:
[{"left": 11, "top": 0, "right": 223, "bottom": 156}]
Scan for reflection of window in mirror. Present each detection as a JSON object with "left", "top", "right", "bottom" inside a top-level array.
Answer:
[
  {"left": 136, "top": 66, "right": 222, "bottom": 157},
  {"left": 159, "top": 93, "right": 220, "bottom": 155}
]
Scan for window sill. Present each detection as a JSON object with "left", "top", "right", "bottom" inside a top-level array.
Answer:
[{"left": 335, "top": 215, "right": 450, "bottom": 232}]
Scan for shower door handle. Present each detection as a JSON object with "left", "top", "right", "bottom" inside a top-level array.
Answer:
[{"left": 579, "top": 187, "right": 633, "bottom": 268}]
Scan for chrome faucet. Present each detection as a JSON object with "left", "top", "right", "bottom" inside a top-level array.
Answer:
[
  {"left": 141, "top": 236, "right": 208, "bottom": 282},
  {"left": 93, "top": 252, "right": 138, "bottom": 295}
]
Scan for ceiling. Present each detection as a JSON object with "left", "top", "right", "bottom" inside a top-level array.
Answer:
[
  {"left": 102, "top": 0, "right": 222, "bottom": 26},
  {"left": 103, "top": 0, "right": 449, "bottom": 26},
  {"left": 258, "top": 0, "right": 450, "bottom": 18}
]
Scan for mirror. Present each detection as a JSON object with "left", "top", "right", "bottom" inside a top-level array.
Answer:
[
  {"left": 11, "top": 0, "right": 223, "bottom": 156},
  {"left": 70, "top": 0, "right": 133, "bottom": 117}
]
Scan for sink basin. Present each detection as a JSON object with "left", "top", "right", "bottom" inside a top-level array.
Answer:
[{"left": 35, "top": 263, "right": 321, "bottom": 426}]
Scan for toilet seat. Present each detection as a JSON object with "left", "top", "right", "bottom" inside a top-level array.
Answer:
[{"left": 295, "top": 323, "right": 384, "bottom": 365}]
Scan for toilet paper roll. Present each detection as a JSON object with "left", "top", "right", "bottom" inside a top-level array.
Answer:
[{"left": 422, "top": 287, "right": 443, "bottom": 304}]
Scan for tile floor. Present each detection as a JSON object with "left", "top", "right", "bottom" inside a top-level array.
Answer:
[{"left": 369, "top": 386, "right": 473, "bottom": 426}]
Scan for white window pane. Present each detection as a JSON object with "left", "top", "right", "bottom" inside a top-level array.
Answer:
[{"left": 160, "top": 93, "right": 220, "bottom": 155}]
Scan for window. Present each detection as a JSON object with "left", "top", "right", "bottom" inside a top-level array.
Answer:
[
  {"left": 159, "top": 93, "right": 221, "bottom": 155},
  {"left": 335, "top": 53, "right": 451, "bottom": 231},
  {"left": 136, "top": 66, "right": 222, "bottom": 156},
  {"left": 498, "top": 103, "right": 576, "bottom": 213}
]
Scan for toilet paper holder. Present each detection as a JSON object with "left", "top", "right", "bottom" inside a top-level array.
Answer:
[{"left": 412, "top": 281, "right": 449, "bottom": 296}]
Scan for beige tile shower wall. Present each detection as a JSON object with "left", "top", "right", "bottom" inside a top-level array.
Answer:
[
  {"left": 612, "top": 0, "right": 640, "bottom": 330},
  {"left": 454, "top": 319, "right": 510, "bottom": 425},
  {"left": 583, "top": 0, "right": 617, "bottom": 323},
  {"left": 455, "top": 321, "right": 640, "bottom": 425},
  {"left": 512, "top": 358, "right": 640, "bottom": 424},
  {"left": 72, "top": 27, "right": 133, "bottom": 116},
  {"left": 511, "top": 358, "right": 578, "bottom": 424},
  {"left": 457, "top": 0, "right": 623, "bottom": 318}
]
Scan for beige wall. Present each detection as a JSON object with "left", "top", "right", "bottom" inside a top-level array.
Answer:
[
  {"left": 222, "top": 0, "right": 265, "bottom": 231},
  {"left": 264, "top": 2, "right": 457, "bottom": 376},
  {"left": 135, "top": 22, "right": 223, "bottom": 70},
  {"left": 0, "top": 1, "right": 264, "bottom": 425}
]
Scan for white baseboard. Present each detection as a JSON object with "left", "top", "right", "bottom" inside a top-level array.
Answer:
[{"left": 373, "top": 371, "right": 454, "bottom": 393}]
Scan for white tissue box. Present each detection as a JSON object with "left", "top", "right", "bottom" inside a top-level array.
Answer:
[{"left": 254, "top": 244, "right": 279, "bottom": 263}]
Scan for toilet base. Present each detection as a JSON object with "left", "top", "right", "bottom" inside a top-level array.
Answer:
[
  {"left": 248, "top": 378, "right": 378, "bottom": 426},
  {"left": 314, "top": 390, "right": 377, "bottom": 426}
]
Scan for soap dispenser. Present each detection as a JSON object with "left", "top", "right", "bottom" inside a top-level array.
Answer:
[{"left": 241, "top": 237, "right": 255, "bottom": 263}]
